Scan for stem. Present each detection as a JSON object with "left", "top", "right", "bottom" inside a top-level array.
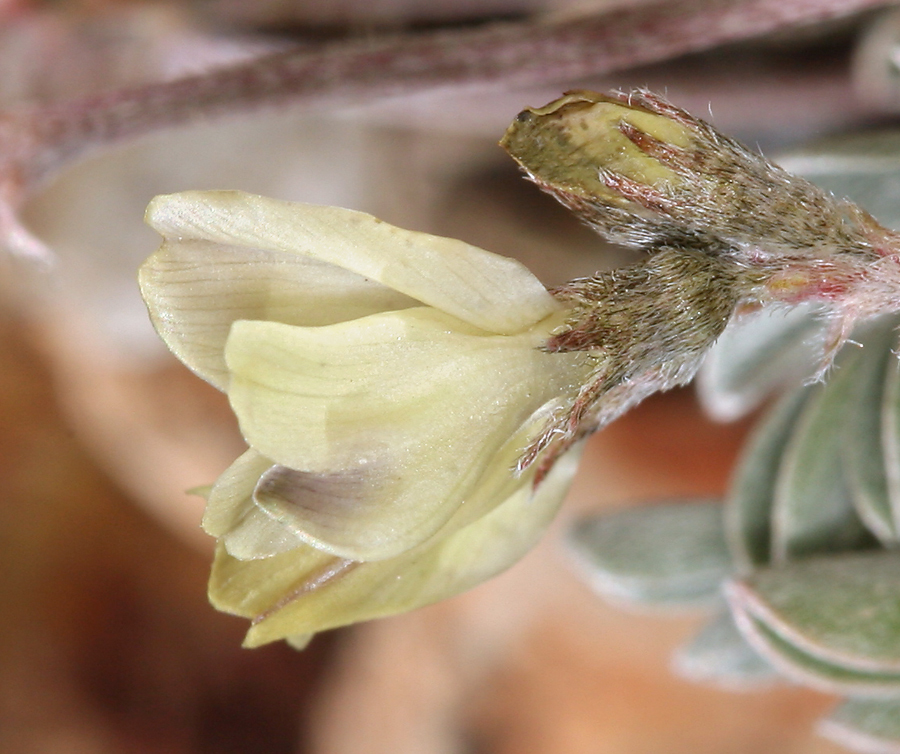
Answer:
[{"left": 12, "top": 0, "right": 893, "bottom": 190}]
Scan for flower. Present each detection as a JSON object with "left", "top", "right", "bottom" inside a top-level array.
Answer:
[
  {"left": 139, "top": 190, "right": 596, "bottom": 646},
  {"left": 139, "top": 88, "right": 900, "bottom": 648}
]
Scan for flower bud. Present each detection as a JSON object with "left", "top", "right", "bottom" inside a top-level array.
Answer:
[
  {"left": 501, "top": 89, "right": 887, "bottom": 260},
  {"left": 502, "top": 89, "right": 900, "bottom": 373}
]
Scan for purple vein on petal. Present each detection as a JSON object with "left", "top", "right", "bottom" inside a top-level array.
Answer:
[
  {"left": 255, "top": 463, "right": 381, "bottom": 526},
  {"left": 251, "top": 557, "right": 359, "bottom": 626}
]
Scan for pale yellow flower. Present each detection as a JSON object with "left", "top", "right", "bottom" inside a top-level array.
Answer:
[{"left": 139, "top": 190, "right": 594, "bottom": 646}]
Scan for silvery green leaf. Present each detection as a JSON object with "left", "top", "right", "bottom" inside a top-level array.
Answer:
[
  {"left": 819, "top": 698, "right": 900, "bottom": 754},
  {"left": 726, "top": 552, "right": 900, "bottom": 697},
  {"left": 672, "top": 608, "right": 778, "bottom": 689},
  {"left": 697, "top": 303, "right": 825, "bottom": 422},
  {"left": 771, "top": 353, "right": 876, "bottom": 563},
  {"left": 734, "top": 611, "right": 900, "bottom": 698},
  {"left": 880, "top": 331, "right": 900, "bottom": 536},
  {"left": 566, "top": 500, "right": 730, "bottom": 608},
  {"left": 845, "top": 321, "right": 899, "bottom": 545},
  {"left": 724, "top": 387, "right": 811, "bottom": 571},
  {"left": 780, "top": 131, "right": 900, "bottom": 231}
]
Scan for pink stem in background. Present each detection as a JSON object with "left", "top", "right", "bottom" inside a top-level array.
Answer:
[
  {"left": 0, "top": 0, "right": 890, "bottom": 260},
  {"left": 9, "top": 0, "right": 895, "bottom": 189}
]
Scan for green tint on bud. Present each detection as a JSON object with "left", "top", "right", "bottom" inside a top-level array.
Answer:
[
  {"left": 500, "top": 91, "right": 693, "bottom": 216},
  {"left": 501, "top": 89, "right": 888, "bottom": 257}
]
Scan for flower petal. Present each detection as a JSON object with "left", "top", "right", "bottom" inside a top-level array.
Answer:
[
  {"left": 145, "top": 191, "right": 558, "bottom": 346},
  {"left": 224, "top": 506, "right": 305, "bottom": 561},
  {"left": 202, "top": 448, "right": 304, "bottom": 560},
  {"left": 208, "top": 447, "right": 581, "bottom": 646},
  {"left": 202, "top": 448, "right": 272, "bottom": 537},
  {"left": 139, "top": 229, "right": 417, "bottom": 390},
  {"left": 224, "top": 308, "right": 589, "bottom": 560}
]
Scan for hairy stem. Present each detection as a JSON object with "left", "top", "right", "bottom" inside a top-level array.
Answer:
[{"left": 9, "top": 0, "right": 893, "bottom": 190}]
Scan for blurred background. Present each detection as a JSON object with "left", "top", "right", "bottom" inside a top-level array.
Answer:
[{"left": 2, "top": 0, "right": 898, "bottom": 751}]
